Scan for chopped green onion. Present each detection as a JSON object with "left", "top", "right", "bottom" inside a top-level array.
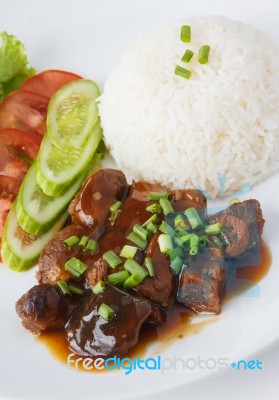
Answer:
[
  {"left": 181, "top": 49, "right": 194, "bottom": 63},
  {"left": 110, "top": 200, "right": 122, "bottom": 212},
  {"left": 142, "top": 214, "right": 158, "bottom": 228},
  {"left": 124, "top": 259, "right": 148, "bottom": 280},
  {"left": 159, "top": 198, "right": 174, "bottom": 215},
  {"left": 159, "top": 221, "right": 176, "bottom": 236},
  {"left": 103, "top": 250, "right": 122, "bottom": 269},
  {"left": 210, "top": 235, "right": 224, "bottom": 248},
  {"left": 190, "top": 246, "right": 198, "bottom": 256},
  {"left": 180, "top": 25, "right": 191, "bottom": 42},
  {"left": 174, "top": 214, "right": 189, "bottom": 231},
  {"left": 174, "top": 236, "right": 185, "bottom": 248},
  {"left": 107, "top": 270, "right": 130, "bottom": 285},
  {"left": 177, "top": 229, "right": 190, "bottom": 237},
  {"left": 92, "top": 280, "right": 106, "bottom": 294},
  {"left": 190, "top": 234, "right": 199, "bottom": 249},
  {"left": 84, "top": 239, "right": 97, "bottom": 254},
  {"left": 57, "top": 280, "right": 71, "bottom": 296},
  {"left": 198, "top": 236, "right": 207, "bottom": 247},
  {"left": 63, "top": 235, "right": 79, "bottom": 248},
  {"left": 180, "top": 233, "right": 195, "bottom": 243},
  {"left": 110, "top": 200, "right": 122, "bottom": 224},
  {"left": 145, "top": 257, "right": 155, "bottom": 277},
  {"left": 133, "top": 224, "right": 149, "bottom": 241},
  {"left": 148, "top": 192, "right": 168, "bottom": 201},
  {"left": 158, "top": 234, "right": 173, "bottom": 254},
  {"left": 79, "top": 236, "right": 89, "bottom": 248},
  {"left": 175, "top": 65, "right": 192, "bottom": 80},
  {"left": 64, "top": 257, "right": 88, "bottom": 278},
  {"left": 123, "top": 274, "right": 142, "bottom": 288},
  {"left": 68, "top": 284, "right": 84, "bottom": 295},
  {"left": 204, "top": 223, "right": 222, "bottom": 235},
  {"left": 170, "top": 256, "right": 184, "bottom": 274},
  {"left": 146, "top": 203, "right": 162, "bottom": 214},
  {"left": 198, "top": 45, "right": 210, "bottom": 64},
  {"left": 229, "top": 198, "right": 240, "bottom": 206},
  {"left": 184, "top": 207, "right": 203, "bottom": 230},
  {"left": 146, "top": 222, "right": 158, "bottom": 234},
  {"left": 127, "top": 232, "right": 147, "bottom": 250},
  {"left": 120, "top": 245, "right": 138, "bottom": 259},
  {"left": 98, "top": 303, "right": 115, "bottom": 320},
  {"left": 168, "top": 246, "right": 183, "bottom": 261}
]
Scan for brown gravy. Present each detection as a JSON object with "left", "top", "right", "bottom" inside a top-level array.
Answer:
[{"left": 38, "top": 241, "right": 271, "bottom": 372}]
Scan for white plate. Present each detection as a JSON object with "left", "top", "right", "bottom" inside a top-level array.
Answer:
[{"left": 1, "top": 1, "right": 279, "bottom": 399}]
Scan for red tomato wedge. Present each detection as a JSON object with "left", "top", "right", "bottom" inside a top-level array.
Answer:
[
  {"left": 0, "top": 175, "right": 21, "bottom": 196},
  {"left": 0, "top": 141, "right": 29, "bottom": 181},
  {"left": 0, "top": 129, "right": 41, "bottom": 160},
  {"left": 0, "top": 175, "right": 21, "bottom": 259},
  {"left": 0, "top": 90, "right": 49, "bottom": 136},
  {"left": 20, "top": 70, "right": 82, "bottom": 99}
]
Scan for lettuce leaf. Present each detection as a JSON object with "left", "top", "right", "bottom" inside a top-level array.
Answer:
[{"left": 0, "top": 31, "right": 35, "bottom": 102}]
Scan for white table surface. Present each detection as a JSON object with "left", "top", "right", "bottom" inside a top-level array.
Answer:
[{"left": 1, "top": 1, "right": 279, "bottom": 399}]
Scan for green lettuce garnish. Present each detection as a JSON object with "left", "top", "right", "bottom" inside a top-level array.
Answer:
[{"left": 0, "top": 31, "right": 35, "bottom": 102}]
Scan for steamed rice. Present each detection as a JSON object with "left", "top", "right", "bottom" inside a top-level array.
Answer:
[{"left": 98, "top": 16, "right": 279, "bottom": 198}]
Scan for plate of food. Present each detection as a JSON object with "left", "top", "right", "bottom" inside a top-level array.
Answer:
[{"left": 0, "top": 0, "right": 279, "bottom": 399}]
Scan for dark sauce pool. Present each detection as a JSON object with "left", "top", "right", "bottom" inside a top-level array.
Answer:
[{"left": 38, "top": 241, "right": 271, "bottom": 373}]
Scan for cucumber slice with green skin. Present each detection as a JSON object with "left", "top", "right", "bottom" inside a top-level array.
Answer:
[
  {"left": 1, "top": 204, "right": 68, "bottom": 271},
  {"left": 16, "top": 162, "right": 86, "bottom": 236},
  {"left": 47, "top": 79, "right": 100, "bottom": 149},
  {"left": 36, "top": 118, "right": 102, "bottom": 197}
]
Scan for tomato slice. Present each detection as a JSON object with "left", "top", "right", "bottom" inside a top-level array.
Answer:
[
  {"left": 0, "top": 175, "right": 21, "bottom": 196},
  {"left": 0, "top": 175, "right": 22, "bottom": 257},
  {"left": 0, "top": 90, "right": 49, "bottom": 136},
  {"left": 0, "top": 128, "right": 41, "bottom": 160},
  {"left": 20, "top": 70, "right": 82, "bottom": 99},
  {"left": 0, "top": 141, "right": 29, "bottom": 181}
]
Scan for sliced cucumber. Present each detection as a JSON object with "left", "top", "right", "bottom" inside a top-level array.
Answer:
[
  {"left": 1, "top": 204, "right": 68, "bottom": 271},
  {"left": 47, "top": 79, "right": 100, "bottom": 148},
  {"left": 36, "top": 118, "right": 102, "bottom": 197},
  {"left": 16, "top": 162, "right": 85, "bottom": 236}
]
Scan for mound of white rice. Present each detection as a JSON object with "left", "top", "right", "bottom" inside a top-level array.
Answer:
[{"left": 98, "top": 16, "right": 279, "bottom": 197}]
